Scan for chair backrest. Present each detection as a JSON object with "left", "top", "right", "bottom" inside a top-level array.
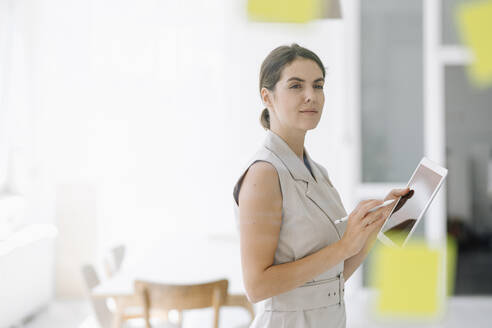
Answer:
[
  {"left": 104, "top": 244, "right": 126, "bottom": 278},
  {"left": 134, "top": 279, "right": 229, "bottom": 328},
  {"left": 81, "top": 264, "right": 113, "bottom": 328}
]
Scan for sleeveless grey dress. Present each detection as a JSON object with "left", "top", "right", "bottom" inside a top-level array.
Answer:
[{"left": 233, "top": 130, "right": 349, "bottom": 328}]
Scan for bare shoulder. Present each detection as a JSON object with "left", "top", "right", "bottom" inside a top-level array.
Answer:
[
  {"left": 244, "top": 161, "right": 279, "bottom": 186},
  {"left": 238, "top": 161, "right": 282, "bottom": 214}
]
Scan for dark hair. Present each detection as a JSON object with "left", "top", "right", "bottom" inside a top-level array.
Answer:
[{"left": 259, "top": 43, "right": 326, "bottom": 130}]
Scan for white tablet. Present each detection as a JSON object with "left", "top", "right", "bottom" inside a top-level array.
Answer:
[{"left": 377, "top": 157, "right": 448, "bottom": 247}]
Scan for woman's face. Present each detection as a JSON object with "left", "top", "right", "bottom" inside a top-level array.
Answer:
[{"left": 263, "top": 58, "right": 325, "bottom": 132}]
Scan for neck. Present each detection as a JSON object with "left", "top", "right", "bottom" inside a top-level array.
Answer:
[{"left": 270, "top": 126, "right": 306, "bottom": 160}]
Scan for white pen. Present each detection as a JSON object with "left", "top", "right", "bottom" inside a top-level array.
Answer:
[{"left": 334, "top": 199, "right": 397, "bottom": 224}]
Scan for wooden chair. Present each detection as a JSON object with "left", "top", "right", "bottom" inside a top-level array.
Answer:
[
  {"left": 82, "top": 264, "right": 147, "bottom": 326},
  {"left": 134, "top": 279, "right": 229, "bottom": 328}
]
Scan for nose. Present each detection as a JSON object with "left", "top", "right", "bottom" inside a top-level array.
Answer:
[{"left": 304, "top": 87, "right": 316, "bottom": 104}]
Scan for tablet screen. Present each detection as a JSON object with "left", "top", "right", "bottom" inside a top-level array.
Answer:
[{"left": 380, "top": 163, "right": 443, "bottom": 246}]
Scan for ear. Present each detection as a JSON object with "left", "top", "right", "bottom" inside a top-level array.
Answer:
[{"left": 260, "top": 87, "right": 274, "bottom": 109}]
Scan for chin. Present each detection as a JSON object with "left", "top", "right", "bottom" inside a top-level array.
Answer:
[{"left": 297, "top": 122, "right": 320, "bottom": 131}]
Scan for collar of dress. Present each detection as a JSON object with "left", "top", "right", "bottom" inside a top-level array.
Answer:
[
  {"left": 262, "top": 129, "right": 344, "bottom": 224},
  {"left": 263, "top": 129, "right": 319, "bottom": 184}
]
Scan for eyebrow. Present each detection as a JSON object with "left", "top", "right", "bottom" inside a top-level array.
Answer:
[{"left": 286, "top": 77, "right": 324, "bottom": 83}]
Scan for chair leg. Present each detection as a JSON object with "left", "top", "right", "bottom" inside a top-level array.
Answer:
[{"left": 212, "top": 305, "right": 220, "bottom": 328}]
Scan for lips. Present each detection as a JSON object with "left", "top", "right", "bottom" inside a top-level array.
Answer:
[{"left": 300, "top": 110, "right": 319, "bottom": 113}]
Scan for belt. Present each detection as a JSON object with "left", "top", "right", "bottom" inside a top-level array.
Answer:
[{"left": 263, "top": 273, "right": 345, "bottom": 311}]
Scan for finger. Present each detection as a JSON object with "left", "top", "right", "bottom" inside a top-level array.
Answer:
[
  {"left": 360, "top": 199, "right": 384, "bottom": 214},
  {"left": 354, "top": 200, "right": 379, "bottom": 218},
  {"left": 365, "top": 202, "right": 392, "bottom": 224},
  {"left": 362, "top": 219, "right": 381, "bottom": 237},
  {"left": 380, "top": 204, "right": 394, "bottom": 217},
  {"left": 374, "top": 209, "right": 389, "bottom": 224},
  {"left": 363, "top": 219, "right": 380, "bottom": 233},
  {"left": 357, "top": 199, "right": 384, "bottom": 218},
  {"left": 365, "top": 220, "right": 384, "bottom": 235},
  {"left": 373, "top": 216, "right": 388, "bottom": 231},
  {"left": 397, "top": 188, "right": 410, "bottom": 196},
  {"left": 398, "top": 188, "right": 411, "bottom": 195},
  {"left": 353, "top": 199, "right": 379, "bottom": 215},
  {"left": 363, "top": 210, "right": 387, "bottom": 229},
  {"left": 361, "top": 209, "right": 384, "bottom": 226},
  {"left": 356, "top": 199, "right": 378, "bottom": 209},
  {"left": 385, "top": 187, "right": 410, "bottom": 200},
  {"left": 380, "top": 202, "right": 393, "bottom": 214}
]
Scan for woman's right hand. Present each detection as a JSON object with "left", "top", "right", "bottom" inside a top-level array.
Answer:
[{"left": 340, "top": 199, "right": 387, "bottom": 258}]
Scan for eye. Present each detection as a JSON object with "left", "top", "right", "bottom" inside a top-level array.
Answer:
[
  {"left": 315, "top": 85, "right": 324, "bottom": 89},
  {"left": 290, "top": 84, "right": 301, "bottom": 89}
]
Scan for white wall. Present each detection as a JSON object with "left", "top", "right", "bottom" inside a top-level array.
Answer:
[
  {"left": 27, "top": 0, "right": 352, "bottom": 297},
  {"left": 0, "top": 0, "right": 57, "bottom": 323}
]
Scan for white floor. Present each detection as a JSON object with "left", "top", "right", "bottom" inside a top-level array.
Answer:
[
  {"left": 18, "top": 293, "right": 492, "bottom": 328},
  {"left": 21, "top": 300, "right": 252, "bottom": 328},
  {"left": 346, "top": 292, "right": 492, "bottom": 328},
  {"left": 22, "top": 300, "right": 92, "bottom": 328}
]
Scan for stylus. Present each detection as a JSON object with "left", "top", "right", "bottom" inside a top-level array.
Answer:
[{"left": 334, "top": 199, "right": 396, "bottom": 224}]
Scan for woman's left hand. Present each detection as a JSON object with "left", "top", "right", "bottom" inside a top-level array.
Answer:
[
  {"left": 384, "top": 187, "right": 413, "bottom": 215},
  {"left": 384, "top": 187, "right": 411, "bottom": 202},
  {"left": 378, "top": 187, "right": 411, "bottom": 226}
]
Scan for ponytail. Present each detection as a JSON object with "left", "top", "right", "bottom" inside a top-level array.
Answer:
[{"left": 260, "top": 108, "right": 270, "bottom": 130}]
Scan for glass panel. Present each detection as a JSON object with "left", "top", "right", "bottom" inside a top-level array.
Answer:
[
  {"left": 442, "top": 0, "right": 473, "bottom": 45},
  {"left": 360, "top": 0, "right": 425, "bottom": 288},
  {"left": 361, "top": 0, "right": 424, "bottom": 183},
  {"left": 445, "top": 67, "right": 492, "bottom": 295},
  {"left": 445, "top": 66, "right": 492, "bottom": 228}
]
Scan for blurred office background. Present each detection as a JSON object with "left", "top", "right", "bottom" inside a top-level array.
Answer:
[{"left": 0, "top": 0, "right": 491, "bottom": 327}]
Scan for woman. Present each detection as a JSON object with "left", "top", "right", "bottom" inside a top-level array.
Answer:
[{"left": 232, "top": 44, "right": 409, "bottom": 327}]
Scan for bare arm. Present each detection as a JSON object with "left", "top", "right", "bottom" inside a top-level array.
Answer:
[
  {"left": 343, "top": 248, "right": 369, "bottom": 281},
  {"left": 238, "top": 162, "right": 386, "bottom": 303},
  {"left": 238, "top": 161, "right": 351, "bottom": 303}
]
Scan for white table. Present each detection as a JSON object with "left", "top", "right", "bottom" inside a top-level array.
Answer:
[{"left": 91, "top": 234, "right": 253, "bottom": 327}]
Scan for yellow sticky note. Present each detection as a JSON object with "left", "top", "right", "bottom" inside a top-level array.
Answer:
[
  {"left": 373, "top": 241, "right": 443, "bottom": 317},
  {"left": 457, "top": 0, "right": 492, "bottom": 86},
  {"left": 247, "top": 0, "right": 321, "bottom": 23}
]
